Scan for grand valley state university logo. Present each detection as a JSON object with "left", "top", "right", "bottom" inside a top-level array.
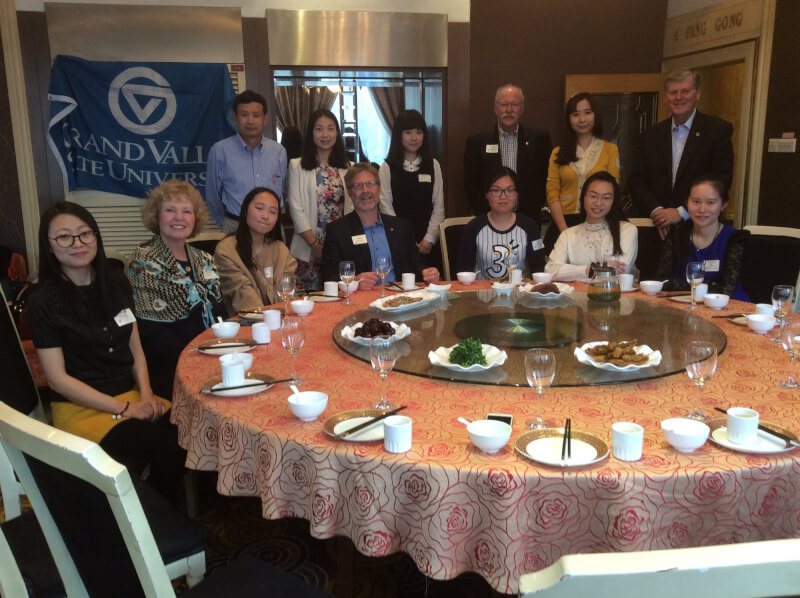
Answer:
[{"left": 108, "top": 67, "right": 177, "bottom": 135}]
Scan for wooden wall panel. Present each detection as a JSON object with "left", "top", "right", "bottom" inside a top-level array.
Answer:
[{"left": 445, "top": 22, "right": 470, "bottom": 217}]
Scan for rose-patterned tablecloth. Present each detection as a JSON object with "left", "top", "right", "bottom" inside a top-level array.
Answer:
[{"left": 171, "top": 283, "right": 800, "bottom": 594}]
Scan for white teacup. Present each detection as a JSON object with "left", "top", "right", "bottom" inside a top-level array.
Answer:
[
  {"left": 511, "top": 270, "right": 522, "bottom": 285},
  {"left": 694, "top": 283, "right": 708, "bottom": 301},
  {"left": 727, "top": 407, "right": 758, "bottom": 444},
  {"left": 264, "top": 309, "right": 281, "bottom": 330},
  {"left": 252, "top": 322, "right": 271, "bottom": 344},
  {"left": 323, "top": 281, "right": 339, "bottom": 297},
  {"left": 755, "top": 303, "right": 774, "bottom": 316},
  {"left": 612, "top": 422, "right": 644, "bottom": 461},
  {"left": 618, "top": 273, "right": 634, "bottom": 292},
  {"left": 219, "top": 354, "right": 245, "bottom": 387},
  {"left": 384, "top": 415, "right": 412, "bottom": 453},
  {"left": 402, "top": 272, "right": 416, "bottom": 290}
]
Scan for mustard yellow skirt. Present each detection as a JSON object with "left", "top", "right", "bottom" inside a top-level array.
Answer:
[{"left": 51, "top": 390, "right": 171, "bottom": 444}]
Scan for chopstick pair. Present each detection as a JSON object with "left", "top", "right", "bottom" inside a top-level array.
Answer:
[
  {"left": 336, "top": 405, "right": 407, "bottom": 439},
  {"left": 712, "top": 407, "right": 800, "bottom": 448},
  {"left": 711, "top": 313, "right": 747, "bottom": 319},
  {"left": 199, "top": 377, "right": 293, "bottom": 394},
  {"left": 190, "top": 341, "right": 251, "bottom": 351},
  {"left": 561, "top": 418, "right": 572, "bottom": 461}
]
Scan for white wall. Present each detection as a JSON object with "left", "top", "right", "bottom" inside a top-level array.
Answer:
[{"left": 16, "top": 0, "right": 470, "bottom": 22}]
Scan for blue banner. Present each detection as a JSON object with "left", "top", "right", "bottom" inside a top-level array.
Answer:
[{"left": 48, "top": 55, "right": 235, "bottom": 198}]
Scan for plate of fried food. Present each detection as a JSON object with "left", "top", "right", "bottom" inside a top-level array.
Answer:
[
  {"left": 340, "top": 318, "right": 411, "bottom": 346},
  {"left": 574, "top": 340, "right": 662, "bottom": 372},
  {"left": 520, "top": 282, "right": 573, "bottom": 298},
  {"left": 370, "top": 290, "right": 439, "bottom": 312}
]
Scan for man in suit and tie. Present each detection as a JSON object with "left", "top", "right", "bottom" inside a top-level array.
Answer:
[
  {"left": 628, "top": 69, "right": 734, "bottom": 239},
  {"left": 321, "top": 163, "right": 440, "bottom": 289},
  {"left": 463, "top": 85, "right": 552, "bottom": 223}
]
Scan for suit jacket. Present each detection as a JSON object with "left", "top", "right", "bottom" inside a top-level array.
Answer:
[
  {"left": 463, "top": 123, "right": 552, "bottom": 222},
  {"left": 627, "top": 110, "right": 733, "bottom": 217},
  {"left": 321, "top": 211, "right": 423, "bottom": 282}
]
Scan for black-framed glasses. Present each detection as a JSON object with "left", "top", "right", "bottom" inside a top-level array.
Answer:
[
  {"left": 49, "top": 231, "right": 97, "bottom": 248},
  {"left": 350, "top": 181, "right": 378, "bottom": 191},
  {"left": 488, "top": 187, "right": 517, "bottom": 197}
]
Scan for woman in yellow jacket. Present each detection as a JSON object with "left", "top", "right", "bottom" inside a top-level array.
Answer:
[{"left": 544, "top": 93, "right": 619, "bottom": 251}]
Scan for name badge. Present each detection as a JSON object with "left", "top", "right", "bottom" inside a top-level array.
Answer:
[
  {"left": 418, "top": 174, "right": 432, "bottom": 183},
  {"left": 203, "top": 269, "right": 219, "bottom": 281},
  {"left": 263, "top": 266, "right": 274, "bottom": 278},
  {"left": 531, "top": 238, "right": 545, "bottom": 251},
  {"left": 351, "top": 234, "right": 368, "bottom": 245},
  {"left": 703, "top": 259, "right": 721, "bottom": 272},
  {"left": 114, "top": 308, "right": 135, "bottom": 327},
  {"left": 485, "top": 144, "right": 499, "bottom": 154}
]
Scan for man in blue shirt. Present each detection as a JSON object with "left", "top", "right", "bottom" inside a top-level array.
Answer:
[
  {"left": 205, "top": 90, "right": 287, "bottom": 233},
  {"left": 321, "top": 163, "right": 440, "bottom": 289}
]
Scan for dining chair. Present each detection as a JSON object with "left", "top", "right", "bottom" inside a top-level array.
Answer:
[
  {"left": 628, "top": 217, "right": 661, "bottom": 281},
  {"left": 0, "top": 402, "right": 331, "bottom": 598},
  {"left": 740, "top": 225, "right": 800, "bottom": 304},
  {"left": 518, "top": 539, "right": 800, "bottom": 597},
  {"left": 188, "top": 230, "right": 226, "bottom": 255},
  {"left": 439, "top": 216, "right": 474, "bottom": 280}
]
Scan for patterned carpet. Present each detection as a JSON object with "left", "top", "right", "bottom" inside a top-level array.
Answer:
[{"left": 192, "top": 475, "right": 512, "bottom": 598}]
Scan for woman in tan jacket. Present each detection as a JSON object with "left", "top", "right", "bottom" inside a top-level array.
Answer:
[{"left": 214, "top": 187, "right": 297, "bottom": 313}]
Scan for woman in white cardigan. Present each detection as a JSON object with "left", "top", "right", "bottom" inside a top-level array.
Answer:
[{"left": 287, "top": 108, "right": 353, "bottom": 291}]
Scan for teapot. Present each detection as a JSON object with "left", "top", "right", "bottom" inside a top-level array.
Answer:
[{"left": 587, "top": 265, "right": 620, "bottom": 302}]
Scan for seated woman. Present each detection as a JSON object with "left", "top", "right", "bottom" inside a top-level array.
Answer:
[
  {"left": 545, "top": 170, "right": 638, "bottom": 281},
  {"left": 215, "top": 187, "right": 297, "bottom": 313},
  {"left": 457, "top": 167, "right": 546, "bottom": 280},
  {"left": 657, "top": 176, "right": 750, "bottom": 300},
  {"left": 26, "top": 202, "right": 185, "bottom": 500},
  {"left": 128, "top": 180, "right": 224, "bottom": 399}
]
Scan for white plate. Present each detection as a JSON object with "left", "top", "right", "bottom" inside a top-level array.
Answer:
[
  {"left": 731, "top": 316, "right": 747, "bottom": 326},
  {"left": 491, "top": 282, "right": 515, "bottom": 295},
  {"left": 196, "top": 338, "right": 257, "bottom": 355},
  {"left": 520, "top": 282, "right": 574, "bottom": 298},
  {"left": 621, "top": 284, "right": 640, "bottom": 293},
  {"left": 574, "top": 341, "right": 662, "bottom": 372},
  {"left": 370, "top": 290, "right": 439, "bottom": 312},
  {"left": 708, "top": 420, "right": 797, "bottom": 454},
  {"left": 333, "top": 417, "right": 385, "bottom": 441},
  {"left": 386, "top": 282, "right": 426, "bottom": 293},
  {"left": 668, "top": 295, "right": 693, "bottom": 304},
  {"left": 202, "top": 373, "right": 274, "bottom": 397},
  {"left": 306, "top": 293, "right": 343, "bottom": 303},
  {"left": 428, "top": 343, "right": 507, "bottom": 372},
  {"left": 515, "top": 428, "right": 609, "bottom": 467},
  {"left": 340, "top": 321, "right": 411, "bottom": 345}
]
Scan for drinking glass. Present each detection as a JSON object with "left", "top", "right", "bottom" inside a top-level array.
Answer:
[
  {"left": 685, "top": 261, "right": 705, "bottom": 311},
  {"left": 525, "top": 348, "right": 555, "bottom": 429},
  {"left": 375, "top": 255, "right": 391, "bottom": 297},
  {"left": 506, "top": 250, "right": 519, "bottom": 283},
  {"left": 339, "top": 261, "right": 356, "bottom": 306},
  {"left": 370, "top": 336, "right": 397, "bottom": 410},
  {"left": 771, "top": 285, "right": 794, "bottom": 343},
  {"left": 684, "top": 340, "right": 717, "bottom": 420},
  {"left": 276, "top": 274, "right": 296, "bottom": 314},
  {"left": 280, "top": 316, "right": 305, "bottom": 384},
  {"left": 779, "top": 321, "right": 800, "bottom": 388}
]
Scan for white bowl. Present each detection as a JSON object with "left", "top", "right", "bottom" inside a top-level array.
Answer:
[
  {"left": 661, "top": 418, "right": 709, "bottom": 453},
  {"left": 288, "top": 391, "right": 328, "bottom": 422},
  {"left": 532, "top": 272, "right": 553, "bottom": 284},
  {"left": 703, "top": 293, "right": 729, "bottom": 310},
  {"left": 338, "top": 280, "right": 359, "bottom": 294},
  {"left": 290, "top": 299, "right": 314, "bottom": 316},
  {"left": 746, "top": 314, "right": 776, "bottom": 334},
  {"left": 427, "top": 283, "right": 451, "bottom": 294},
  {"left": 457, "top": 272, "right": 477, "bottom": 285},
  {"left": 211, "top": 321, "right": 240, "bottom": 338},
  {"left": 492, "top": 282, "right": 515, "bottom": 295},
  {"left": 237, "top": 352, "right": 253, "bottom": 371},
  {"left": 639, "top": 280, "right": 663, "bottom": 295},
  {"left": 467, "top": 419, "right": 512, "bottom": 454}
]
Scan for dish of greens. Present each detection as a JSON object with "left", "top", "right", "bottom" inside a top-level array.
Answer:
[
  {"left": 428, "top": 339, "right": 508, "bottom": 373},
  {"left": 449, "top": 338, "right": 487, "bottom": 367}
]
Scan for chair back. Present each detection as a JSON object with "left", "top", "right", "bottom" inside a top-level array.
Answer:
[
  {"left": 188, "top": 231, "right": 226, "bottom": 255},
  {"left": 629, "top": 218, "right": 661, "bottom": 281},
  {"left": 439, "top": 216, "right": 474, "bottom": 280},
  {"left": 519, "top": 539, "right": 800, "bottom": 597},
  {"left": 740, "top": 226, "right": 800, "bottom": 304},
  {"left": 0, "top": 402, "right": 176, "bottom": 598}
]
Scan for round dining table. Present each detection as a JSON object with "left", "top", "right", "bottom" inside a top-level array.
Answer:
[{"left": 171, "top": 281, "right": 800, "bottom": 595}]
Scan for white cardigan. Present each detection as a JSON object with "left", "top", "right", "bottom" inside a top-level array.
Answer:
[
  {"left": 286, "top": 157, "right": 353, "bottom": 262},
  {"left": 545, "top": 221, "right": 638, "bottom": 281}
]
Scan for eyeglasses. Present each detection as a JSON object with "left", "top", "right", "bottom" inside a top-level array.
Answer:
[
  {"left": 488, "top": 187, "right": 517, "bottom": 197},
  {"left": 350, "top": 181, "right": 378, "bottom": 191},
  {"left": 495, "top": 102, "right": 523, "bottom": 110},
  {"left": 49, "top": 230, "right": 97, "bottom": 248}
]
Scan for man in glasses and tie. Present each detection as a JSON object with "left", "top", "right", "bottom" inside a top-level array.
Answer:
[{"left": 321, "top": 163, "right": 440, "bottom": 289}]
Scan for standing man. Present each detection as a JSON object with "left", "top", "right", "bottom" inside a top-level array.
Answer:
[
  {"left": 628, "top": 69, "right": 734, "bottom": 239},
  {"left": 321, "top": 163, "right": 440, "bottom": 289},
  {"left": 464, "top": 84, "right": 552, "bottom": 223},
  {"left": 206, "top": 90, "right": 287, "bottom": 233}
]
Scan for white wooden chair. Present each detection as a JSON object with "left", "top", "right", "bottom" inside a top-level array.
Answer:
[
  {"left": 743, "top": 225, "right": 800, "bottom": 239},
  {"left": 519, "top": 540, "right": 800, "bottom": 597},
  {"left": 439, "top": 216, "right": 474, "bottom": 280}
]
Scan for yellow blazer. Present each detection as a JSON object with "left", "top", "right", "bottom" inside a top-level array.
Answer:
[{"left": 546, "top": 140, "right": 620, "bottom": 214}]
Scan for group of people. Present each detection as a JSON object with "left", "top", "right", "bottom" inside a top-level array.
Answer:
[{"left": 24, "top": 67, "right": 749, "bottom": 502}]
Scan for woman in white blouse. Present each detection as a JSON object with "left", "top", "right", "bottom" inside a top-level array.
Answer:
[
  {"left": 545, "top": 170, "right": 638, "bottom": 281},
  {"left": 378, "top": 109, "right": 445, "bottom": 270}
]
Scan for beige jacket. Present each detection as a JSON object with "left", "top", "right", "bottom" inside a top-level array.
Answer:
[{"left": 214, "top": 235, "right": 297, "bottom": 313}]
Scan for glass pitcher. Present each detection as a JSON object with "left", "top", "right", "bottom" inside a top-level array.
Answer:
[{"left": 587, "top": 265, "right": 621, "bottom": 302}]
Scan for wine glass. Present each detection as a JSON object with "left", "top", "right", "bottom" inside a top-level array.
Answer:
[
  {"left": 771, "top": 285, "right": 794, "bottom": 343},
  {"left": 375, "top": 255, "right": 391, "bottom": 298},
  {"left": 339, "top": 261, "right": 356, "bottom": 306},
  {"left": 525, "top": 348, "right": 555, "bottom": 429},
  {"left": 280, "top": 316, "right": 305, "bottom": 384},
  {"left": 779, "top": 321, "right": 800, "bottom": 388},
  {"left": 506, "top": 250, "right": 519, "bottom": 283},
  {"left": 684, "top": 340, "right": 717, "bottom": 420},
  {"left": 685, "top": 262, "right": 705, "bottom": 311},
  {"left": 370, "top": 336, "right": 397, "bottom": 410},
  {"left": 276, "top": 274, "right": 296, "bottom": 314}
]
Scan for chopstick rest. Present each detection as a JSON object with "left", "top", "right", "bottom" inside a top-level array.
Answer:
[{"left": 336, "top": 406, "right": 407, "bottom": 439}]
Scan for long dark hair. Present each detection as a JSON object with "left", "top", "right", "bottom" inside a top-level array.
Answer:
[
  {"left": 234, "top": 187, "right": 283, "bottom": 270},
  {"left": 385, "top": 109, "right": 433, "bottom": 170},
  {"left": 672, "top": 175, "right": 729, "bottom": 262},
  {"left": 578, "top": 171, "right": 625, "bottom": 255},
  {"left": 300, "top": 109, "right": 348, "bottom": 170},
  {"left": 556, "top": 92, "right": 604, "bottom": 165},
  {"left": 37, "top": 201, "right": 120, "bottom": 323}
]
